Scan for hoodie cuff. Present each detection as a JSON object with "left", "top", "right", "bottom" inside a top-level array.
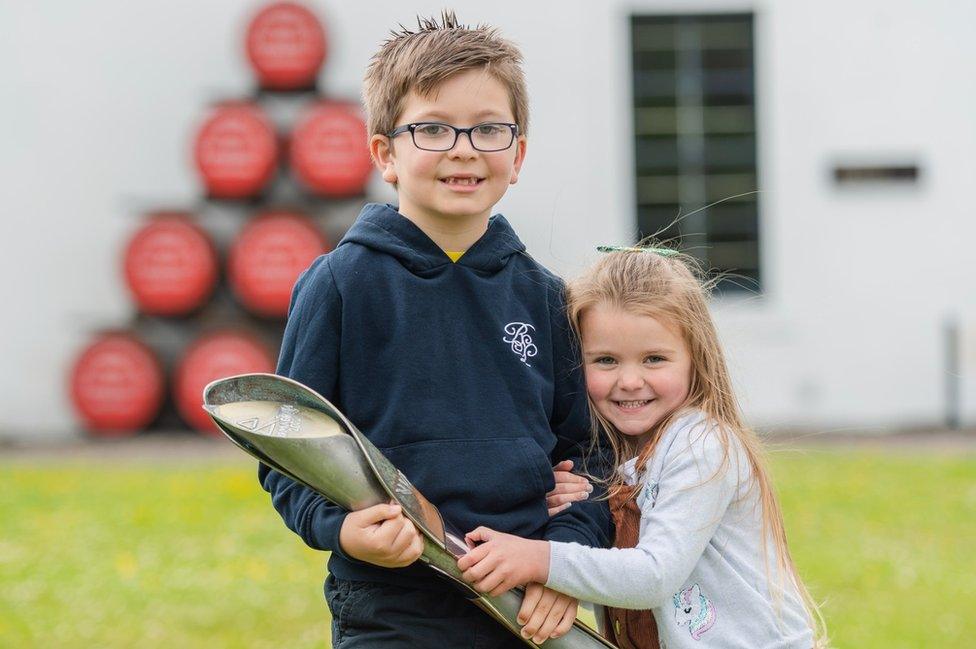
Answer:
[
  {"left": 542, "top": 520, "right": 597, "bottom": 546},
  {"left": 304, "top": 501, "right": 361, "bottom": 563}
]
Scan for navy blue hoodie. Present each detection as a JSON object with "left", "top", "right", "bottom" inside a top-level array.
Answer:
[{"left": 260, "top": 203, "right": 611, "bottom": 590}]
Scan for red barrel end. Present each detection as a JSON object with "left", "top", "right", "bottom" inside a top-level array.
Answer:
[
  {"left": 290, "top": 102, "right": 372, "bottom": 197},
  {"left": 194, "top": 103, "right": 279, "bottom": 199},
  {"left": 173, "top": 331, "right": 276, "bottom": 434},
  {"left": 123, "top": 213, "right": 219, "bottom": 316},
  {"left": 246, "top": 1, "right": 327, "bottom": 90},
  {"left": 228, "top": 211, "right": 328, "bottom": 318},
  {"left": 70, "top": 333, "right": 165, "bottom": 436}
]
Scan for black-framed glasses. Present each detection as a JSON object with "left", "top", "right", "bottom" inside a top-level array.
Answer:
[{"left": 386, "top": 122, "right": 518, "bottom": 152}]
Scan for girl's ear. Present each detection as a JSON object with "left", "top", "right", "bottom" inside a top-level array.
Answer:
[
  {"left": 370, "top": 134, "right": 398, "bottom": 184},
  {"left": 509, "top": 135, "right": 527, "bottom": 185}
]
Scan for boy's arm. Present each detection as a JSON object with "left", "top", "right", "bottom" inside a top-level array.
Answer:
[
  {"left": 542, "top": 285, "right": 613, "bottom": 549},
  {"left": 257, "top": 257, "right": 354, "bottom": 556}
]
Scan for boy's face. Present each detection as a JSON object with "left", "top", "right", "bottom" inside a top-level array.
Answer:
[{"left": 370, "top": 68, "right": 526, "bottom": 232}]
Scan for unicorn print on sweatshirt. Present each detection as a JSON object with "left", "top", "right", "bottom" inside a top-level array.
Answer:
[{"left": 673, "top": 583, "right": 716, "bottom": 640}]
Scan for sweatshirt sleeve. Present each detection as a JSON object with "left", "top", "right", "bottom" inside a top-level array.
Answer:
[
  {"left": 257, "top": 256, "right": 353, "bottom": 556},
  {"left": 541, "top": 283, "right": 613, "bottom": 549},
  {"left": 546, "top": 420, "right": 739, "bottom": 609}
]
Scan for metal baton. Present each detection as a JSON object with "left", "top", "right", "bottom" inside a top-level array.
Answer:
[{"left": 203, "top": 373, "right": 616, "bottom": 649}]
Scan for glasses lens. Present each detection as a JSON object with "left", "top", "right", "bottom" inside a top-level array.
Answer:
[
  {"left": 412, "top": 123, "right": 456, "bottom": 151},
  {"left": 470, "top": 124, "right": 514, "bottom": 152}
]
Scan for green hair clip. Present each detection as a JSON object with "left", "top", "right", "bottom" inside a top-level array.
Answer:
[{"left": 596, "top": 245, "right": 680, "bottom": 257}]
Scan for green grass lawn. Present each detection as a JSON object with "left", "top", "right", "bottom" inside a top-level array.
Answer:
[{"left": 1, "top": 447, "right": 974, "bottom": 648}]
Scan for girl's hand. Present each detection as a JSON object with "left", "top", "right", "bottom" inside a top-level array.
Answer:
[
  {"left": 458, "top": 527, "right": 550, "bottom": 596},
  {"left": 547, "top": 460, "right": 593, "bottom": 517},
  {"left": 518, "top": 583, "right": 578, "bottom": 644}
]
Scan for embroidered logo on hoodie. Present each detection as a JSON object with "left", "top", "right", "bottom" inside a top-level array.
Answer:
[{"left": 503, "top": 322, "right": 537, "bottom": 366}]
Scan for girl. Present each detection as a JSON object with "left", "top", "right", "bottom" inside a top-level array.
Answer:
[{"left": 458, "top": 247, "right": 825, "bottom": 648}]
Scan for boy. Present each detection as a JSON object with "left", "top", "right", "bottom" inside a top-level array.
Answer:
[{"left": 261, "top": 13, "right": 611, "bottom": 648}]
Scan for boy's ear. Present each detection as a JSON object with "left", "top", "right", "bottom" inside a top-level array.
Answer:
[
  {"left": 509, "top": 136, "right": 527, "bottom": 185},
  {"left": 369, "top": 134, "right": 398, "bottom": 184}
]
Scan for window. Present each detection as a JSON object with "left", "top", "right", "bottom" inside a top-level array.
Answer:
[{"left": 631, "top": 14, "right": 760, "bottom": 291}]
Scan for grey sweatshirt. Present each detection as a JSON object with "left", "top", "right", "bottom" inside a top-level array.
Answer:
[{"left": 547, "top": 411, "right": 813, "bottom": 649}]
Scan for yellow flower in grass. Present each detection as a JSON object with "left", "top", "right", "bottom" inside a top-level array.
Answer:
[
  {"left": 115, "top": 552, "right": 138, "bottom": 578},
  {"left": 245, "top": 558, "right": 269, "bottom": 581}
]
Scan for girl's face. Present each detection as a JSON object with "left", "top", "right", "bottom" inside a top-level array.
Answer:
[{"left": 580, "top": 304, "right": 693, "bottom": 447}]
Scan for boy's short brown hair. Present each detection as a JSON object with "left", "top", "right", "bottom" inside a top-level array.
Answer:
[{"left": 363, "top": 11, "right": 528, "bottom": 138}]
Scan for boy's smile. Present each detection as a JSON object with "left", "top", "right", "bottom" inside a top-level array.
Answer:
[
  {"left": 440, "top": 173, "right": 483, "bottom": 189},
  {"left": 370, "top": 68, "right": 526, "bottom": 250}
]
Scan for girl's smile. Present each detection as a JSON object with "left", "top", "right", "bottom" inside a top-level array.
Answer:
[
  {"left": 613, "top": 399, "right": 653, "bottom": 410},
  {"left": 580, "top": 305, "right": 693, "bottom": 446}
]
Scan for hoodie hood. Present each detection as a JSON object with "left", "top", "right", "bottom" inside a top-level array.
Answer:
[{"left": 337, "top": 203, "right": 526, "bottom": 274}]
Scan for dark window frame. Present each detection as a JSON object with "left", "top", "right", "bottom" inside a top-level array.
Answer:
[{"left": 631, "top": 13, "right": 761, "bottom": 293}]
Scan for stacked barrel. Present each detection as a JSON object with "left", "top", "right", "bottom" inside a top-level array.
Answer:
[{"left": 70, "top": 2, "right": 371, "bottom": 437}]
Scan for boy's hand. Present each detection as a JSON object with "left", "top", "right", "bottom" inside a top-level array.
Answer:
[
  {"left": 517, "top": 583, "right": 578, "bottom": 644},
  {"left": 338, "top": 503, "right": 424, "bottom": 568},
  {"left": 546, "top": 460, "right": 593, "bottom": 517},
  {"left": 458, "top": 527, "right": 549, "bottom": 596}
]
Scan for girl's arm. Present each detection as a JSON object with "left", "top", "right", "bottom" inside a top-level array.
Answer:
[
  {"left": 461, "top": 421, "right": 744, "bottom": 610},
  {"left": 546, "top": 424, "right": 741, "bottom": 609}
]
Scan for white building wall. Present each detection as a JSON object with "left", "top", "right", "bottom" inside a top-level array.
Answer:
[{"left": 1, "top": 0, "right": 973, "bottom": 437}]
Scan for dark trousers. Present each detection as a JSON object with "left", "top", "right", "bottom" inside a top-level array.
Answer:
[{"left": 326, "top": 575, "right": 527, "bottom": 649}]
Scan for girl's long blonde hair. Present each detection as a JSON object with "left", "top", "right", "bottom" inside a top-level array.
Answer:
[{"left": 568, "top": 247, "right": 827, "bottom": 647}]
